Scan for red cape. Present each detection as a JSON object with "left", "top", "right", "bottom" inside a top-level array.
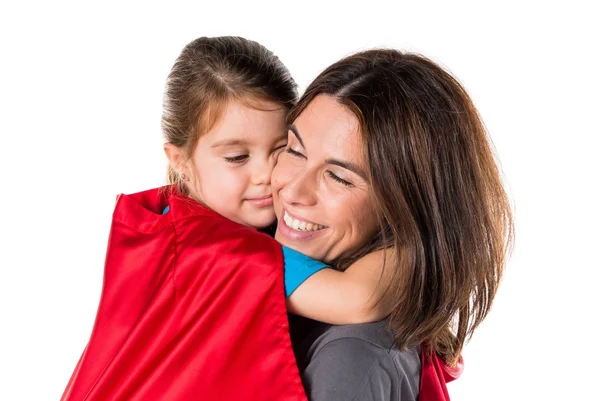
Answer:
[
  {"left": 61, "top": 187, "right": 307, "bottom": 401},
  {"left": 419, "top": 346, "right": 464, "bottom": 401},
  {"left": 61, "top": 186, "right": 460, "bottom": 400}
]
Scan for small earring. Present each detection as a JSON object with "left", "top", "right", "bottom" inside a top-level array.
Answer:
[{"left": 179, "top": 172, "right": 187, "bottom": 181}]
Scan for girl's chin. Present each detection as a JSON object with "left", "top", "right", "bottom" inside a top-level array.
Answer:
[{"left": 236, "top": 211, "right": 276, "bottom": 230}]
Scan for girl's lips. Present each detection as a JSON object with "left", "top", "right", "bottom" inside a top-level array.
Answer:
[
  {"left": 246, "top": 196, "right": 273, "bottom": 207},
  {"left": 277, "top": 209, "right": 327, "bottom": 241}
]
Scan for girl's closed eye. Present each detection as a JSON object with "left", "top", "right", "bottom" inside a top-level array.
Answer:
[{"left": 224, "top": 154, "right": 249, "bottom": 163}]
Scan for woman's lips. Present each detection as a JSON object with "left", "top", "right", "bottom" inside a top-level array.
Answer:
[
  {"left": 246, "top": 195, "right": 273, "bottom": 207},
  {"left": 277, "top": 209, "right": 327, "bottom": 241}
]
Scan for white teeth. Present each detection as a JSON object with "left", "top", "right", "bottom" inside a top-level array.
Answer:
[
  {"left": 283, "top": 211, "right": 324, "bottom": 232},
  {"left": 292, "top": 219, "right": 300, "bottom": 230}
]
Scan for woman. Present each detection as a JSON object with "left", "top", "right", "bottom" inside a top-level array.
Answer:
[{"left": 275, "top": 49, "right": 513, "bottom": 400}]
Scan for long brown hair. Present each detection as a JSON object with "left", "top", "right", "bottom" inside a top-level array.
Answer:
[
  {"left": 161, "top": 36, "right": 297, "bottom": 193},
  {"left": 288, "top": 50, "right": 514, "bottom": 365}
]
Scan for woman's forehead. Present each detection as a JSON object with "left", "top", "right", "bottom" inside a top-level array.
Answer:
[{"left": 293, "top": 95, "right": 365, "bottom": 161}]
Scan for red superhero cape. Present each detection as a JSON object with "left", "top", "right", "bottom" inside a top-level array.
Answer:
[
  {"left": 419, "top": 346, "right": 464, "bottom": 401},
  {"left": 61, "top": 187, "right": 307, "bottom": 401}
]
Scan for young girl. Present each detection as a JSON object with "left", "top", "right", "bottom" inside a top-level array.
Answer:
[{"left": 60, "top": 37, "right": 390, "bottom": 401}]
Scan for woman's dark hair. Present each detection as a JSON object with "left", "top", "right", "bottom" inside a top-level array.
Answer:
[
  {"left": 288, "top": 49, "right": 514, "bottom": 365},
  {"left": 162, "top": 36, "right": 297, "bottom": 192}
]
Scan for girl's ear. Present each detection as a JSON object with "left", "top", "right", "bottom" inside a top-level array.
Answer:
[{"left": 163, "top": 142, "right": 188, "bottom": 176}]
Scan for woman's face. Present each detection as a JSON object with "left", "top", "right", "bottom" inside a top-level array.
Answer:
[{"left": 273, "top": 95, "right": 379, "bottom": 263}]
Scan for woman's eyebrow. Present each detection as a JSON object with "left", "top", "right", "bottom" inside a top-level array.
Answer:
[
  {"left": 289, "top": 124, "right": 367, "bottom": 179},
  {"left": 326, "top": 159, "right": 367, "bottom": 180},
  {"left": 287, "top": 124, "right": 305, "bottom": 148}
]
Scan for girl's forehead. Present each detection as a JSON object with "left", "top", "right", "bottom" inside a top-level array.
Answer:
[{"left": 201, "top": 100, "right": 287, "bottom": 147}]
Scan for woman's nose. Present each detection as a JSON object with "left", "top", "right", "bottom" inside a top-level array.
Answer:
[{"left": 279, "top": 167, "right": 318, "bottom": 207}]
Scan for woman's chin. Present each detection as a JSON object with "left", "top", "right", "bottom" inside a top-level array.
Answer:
[{"left": 276, "top": 223, "right": 330, "bottom": 261}]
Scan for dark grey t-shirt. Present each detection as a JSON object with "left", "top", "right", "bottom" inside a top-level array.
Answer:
[{"left": 290, "top": 318, "right": 420, "bottom": 401}]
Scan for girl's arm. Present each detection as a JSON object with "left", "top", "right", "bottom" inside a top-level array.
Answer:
[{"left": 286, "top": 248, "right": 395, "bottom": 324}]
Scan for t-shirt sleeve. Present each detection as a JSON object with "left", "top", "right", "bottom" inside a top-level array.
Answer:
[
  {"left": 282, "top": 246, "right": 328, "bottom": 297},
  {"left": 302, "top": 338, "right": 415, "bottom": 401}
]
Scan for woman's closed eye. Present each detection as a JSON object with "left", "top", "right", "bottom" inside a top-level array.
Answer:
[
  {"left": 285, "top": 147, "right": 305, "bottom": 158},
  {"left": 327, "top": 171, "right": 353, "bottom": 187},
  {"left": 224, "top": 154, "right": 249, "bottom": 163}
]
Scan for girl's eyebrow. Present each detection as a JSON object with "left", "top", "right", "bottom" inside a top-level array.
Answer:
[
  {"left": 211, "top": 139, "right": 248, "bottom": 148},
  {"left": 287, "top": 124, "right": 305, "bottom": 148}
]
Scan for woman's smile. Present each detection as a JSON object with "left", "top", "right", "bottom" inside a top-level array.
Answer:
[{"left": 277, "top": 208, "right": 329, "bottom": 241}]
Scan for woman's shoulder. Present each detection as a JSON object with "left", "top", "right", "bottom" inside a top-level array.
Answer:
[
  {"left": 309, "top": 321, "right": 419, "bottom": 366},
  {"left": 296, "top": 321, "right": 420, "bottom": 401}
]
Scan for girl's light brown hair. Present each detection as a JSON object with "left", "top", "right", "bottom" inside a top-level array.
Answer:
[
  {"left": 161, "top": 36, "right": 297, "bottom": 193},
  {"left": 289, "top": 50, "right": 514, "bottom": 365}
]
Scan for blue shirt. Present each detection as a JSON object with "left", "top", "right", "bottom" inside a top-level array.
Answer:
[
  {"left": 162, "top": 205, "right": 327, "bottom": 297},
  {"left": 281, "top": 246, "right": 327, "bottom": 297}
]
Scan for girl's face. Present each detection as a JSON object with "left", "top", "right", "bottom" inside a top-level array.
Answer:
[
  {"left": 170, "top": 99, "right": 287, "bottom": 228},
  {"left": 272, "top": 95, "right": 379, "bottom": 263}
]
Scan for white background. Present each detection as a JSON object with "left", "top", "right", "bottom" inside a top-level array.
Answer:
[{"left": 1, "top": 1, "right": 598, "bottom": 400}]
